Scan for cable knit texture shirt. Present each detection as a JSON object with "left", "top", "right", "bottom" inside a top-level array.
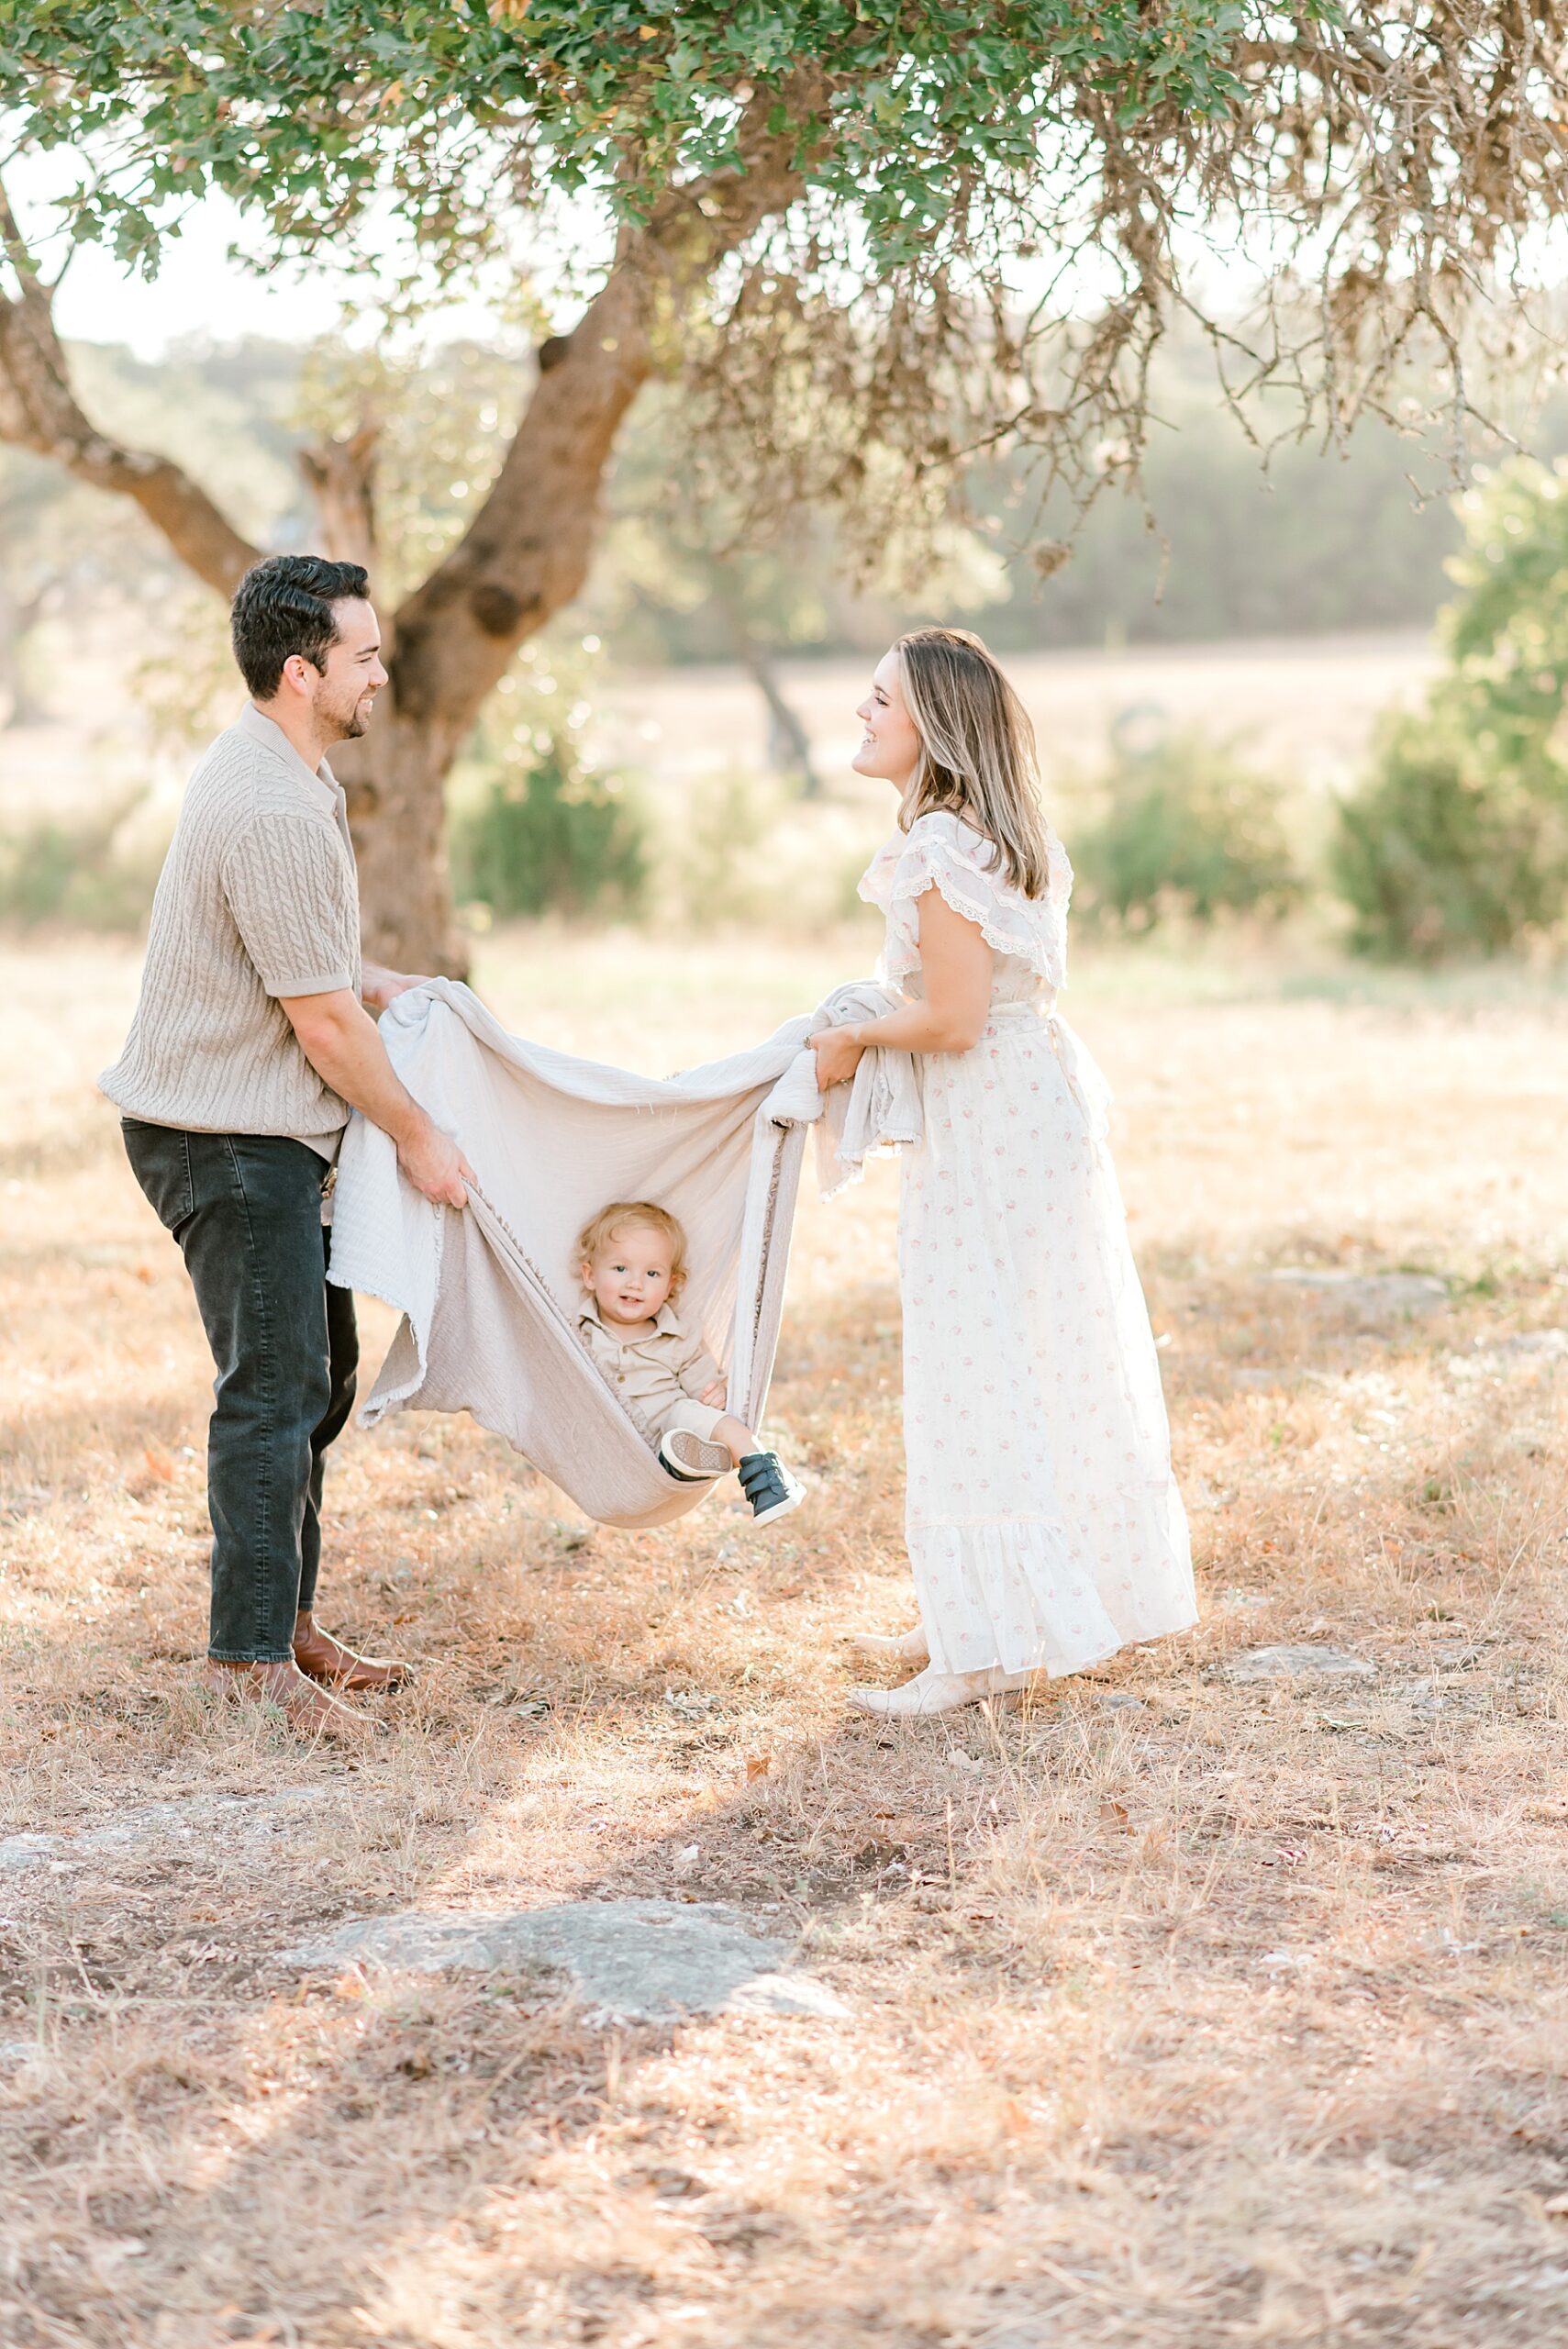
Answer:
[{"left": 100, "top": 703, "right": 361, "bottom": 1141}]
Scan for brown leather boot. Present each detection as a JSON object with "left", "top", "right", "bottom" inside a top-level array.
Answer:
[
  {"left": 202, "top": 1657, "right": 371, "bottom": 1738},
  {"left": 293, "top": 1610, "right": 414, "bottom": 1693}
]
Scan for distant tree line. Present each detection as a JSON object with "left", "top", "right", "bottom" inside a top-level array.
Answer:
[{"left": 3, "top": 330, "right": 1547, "bottom": 723}]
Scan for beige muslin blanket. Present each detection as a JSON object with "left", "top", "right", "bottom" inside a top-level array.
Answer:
[{"left": 327, "top": 978, "right": 918, "bottom": 1528}]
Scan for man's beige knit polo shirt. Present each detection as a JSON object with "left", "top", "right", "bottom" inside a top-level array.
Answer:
[{"left": 100, "top": 704, "right": 361, "bottom": 1145}]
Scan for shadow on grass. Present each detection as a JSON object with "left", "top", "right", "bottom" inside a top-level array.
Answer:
[{"left": 3, "top": 1252, "right": 1561, "bottom": 2345}]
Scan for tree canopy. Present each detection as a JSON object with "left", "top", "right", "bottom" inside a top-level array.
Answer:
[
  {"left": 6, "top": 3, "right": 1568, "bottom": 966},
  {"left": 9, "top": 4, "right": 1568, "bottom": 542},
  {"left": 6, "top": 4, "right": 1252, "bottom": 275}
]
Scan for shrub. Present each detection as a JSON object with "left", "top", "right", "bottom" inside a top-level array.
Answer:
[
  {"left": 449, "top": 730, "right": 649, "bottom": 921},
  {"left": 1070, "top": 729, "right": 1300, "bottom": 930},
  {"left": 1441, "top": 456, "right": 1568, "bottom": 772},
  {"left": 0, "top": 818, "right": 77, "bottom": 921},
  {"left": 651, "top": 771, "right": 881, "bottom": 936},
  {"left": 0, "top": 795, "right": 159, "bottom": 929},
  {"left": 1328, "top": 456, "right": 1568, "bottom": 961},
  {"left": 1330, "top": 705, "right": 1568, "bottom": 961}
]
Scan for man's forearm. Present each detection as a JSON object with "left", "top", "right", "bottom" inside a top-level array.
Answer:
[
  {"left": 280, "top": 984, "right": 470, "bottom": 1208},
  {"left": 289, "top": 998, "right": 432, "bottom": 1144}
]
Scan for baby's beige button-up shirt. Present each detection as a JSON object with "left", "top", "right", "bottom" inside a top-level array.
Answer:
[{"left": 577, "top": 1297, "right": 723, "bottom": 1437}]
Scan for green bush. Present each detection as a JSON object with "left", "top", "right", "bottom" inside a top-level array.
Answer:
[
  {"left": 449, "top": 731, "right": 649, "bottom": 921},
  {"left": 1070, "top": 729, "right": 1301, "bottom": 930},
  {"left": 0, "top": 795, "right": 158, "bottom": 929},
  {"left": 1328, "top": 456, "right": 1568, "bottom": 961},
  {"left": 0, "top": 819, "right": 78, "bottom": 921},
  {"left": 1440, "top": 457, "right": 1568, "bottom": 771},
  {"left": 1330, "top": 705, "right": 1568, "bottom": 961}
]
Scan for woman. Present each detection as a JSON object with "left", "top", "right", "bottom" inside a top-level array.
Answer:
[{"left": 811, "top": 629, "right": 1196, "bottom": 1716}]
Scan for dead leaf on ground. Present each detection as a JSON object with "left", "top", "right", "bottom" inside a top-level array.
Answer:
[
  {"left": 1099, "top": 1798, "right": 1130, "bottom": 1832},
  {"left": 861, "top": 1813, "right": 938, "bottom": 1851}
]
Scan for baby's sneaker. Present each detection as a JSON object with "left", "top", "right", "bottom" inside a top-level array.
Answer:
[
  {"left": 659, "top": 1428, "right": 731, "bottom": 1482},
  {"left": 738, "top": 1451, "right": 805, "bottom": 1527}
]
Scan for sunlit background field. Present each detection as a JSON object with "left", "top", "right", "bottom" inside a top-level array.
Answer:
[
  {"left": 12, "top": 9, "right": 1568, "bottom": 2332},
  {"left": 5, "top": 907, "right": 1568, "bottom": 2346}
]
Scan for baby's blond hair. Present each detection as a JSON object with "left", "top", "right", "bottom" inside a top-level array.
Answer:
[{"left": 576, "top": 1200, "right": 689, "bottom": 1293}]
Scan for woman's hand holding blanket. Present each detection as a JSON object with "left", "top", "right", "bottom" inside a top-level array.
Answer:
[{"left": 810, "top": 1023, "right": 866, "bottom": 1091}]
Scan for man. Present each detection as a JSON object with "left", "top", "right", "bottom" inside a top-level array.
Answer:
[{"left": 101, "top": 553, "right": 473, "bottom": 1734}]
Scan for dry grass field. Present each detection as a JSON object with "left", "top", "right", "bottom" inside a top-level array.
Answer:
[
  {"left": 5, "top": 923, "right": 1568, "bottom": 2348},
  {"left": 596, "top": 633, "right": 1437, "bottom": 800},
  {"left": 4, "top": 628, "right": 1435, "bottom": 832}
]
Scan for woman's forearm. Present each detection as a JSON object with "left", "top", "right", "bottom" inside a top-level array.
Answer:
[
  {"left": 811, "top": 885, "right": 994, "bottom": 1085},
  {"left": 849, "top": 998, "right": 985, "bottom": 1056}
]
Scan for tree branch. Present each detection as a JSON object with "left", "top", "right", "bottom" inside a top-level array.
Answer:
[
  {"left": 297, "top": 417, "right": 381, "bottom": 573},
  {"left": 0, "top": 176, "right": 260, "bottom": 597},
  {"left": 391, "top": 76, "right": 825, "bottom": 740}
]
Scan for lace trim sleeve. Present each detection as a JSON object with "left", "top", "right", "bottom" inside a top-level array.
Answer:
[{"left": 859, "top": 812, "right": 1069, "bottom": 987}]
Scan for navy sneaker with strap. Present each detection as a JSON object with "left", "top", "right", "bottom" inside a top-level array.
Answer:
[{"left": 737, "top": 1451, "right": 805, "bottom": 1527}]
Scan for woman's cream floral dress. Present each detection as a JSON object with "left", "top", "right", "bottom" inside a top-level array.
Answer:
[{"left": 860, "top": 809, "right": 1196, "bottom": 1676}]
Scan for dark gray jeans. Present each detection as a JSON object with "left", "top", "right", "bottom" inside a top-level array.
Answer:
[{"left": 121, "top": 1122, "right": 359, "bottom": 1663}]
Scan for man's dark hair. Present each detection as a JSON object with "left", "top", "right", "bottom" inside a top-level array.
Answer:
[{"left": 229, "top": 555, "right": 371, "bottom": 699}]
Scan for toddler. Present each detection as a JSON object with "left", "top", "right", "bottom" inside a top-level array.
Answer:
[{"left": 575, "top": 1200, "right": 804, "bottom": 1526}]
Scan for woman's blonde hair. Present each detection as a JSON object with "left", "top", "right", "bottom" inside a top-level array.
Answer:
[
  {"left": 894, "top": 626, "right": 1051, "bottom": 899},
  {"left": 576, "top": 1200, "right": 689, "bottom": 1292}
]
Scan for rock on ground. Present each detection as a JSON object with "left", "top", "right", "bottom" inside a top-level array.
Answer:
[
  {"left": 283, "top": 1898, "right": 851, "bottom": 2025},
  {"left": 1449, "top": 1328, "right": 1568, "bottom": 1378},
  {"left": 1262, "top": 1269, "right": 1449, "bottom": 1319},
  {"left": 1226, "top": 1645, "right": 1376, "bottom": 1683},
  {"left": 0, "top": 1787, "right": 332, "bottom": 1876}
]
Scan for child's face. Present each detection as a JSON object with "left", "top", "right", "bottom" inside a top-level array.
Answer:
[{"left": 583, "top": 1222, "right": 677, "bottom": 1327}]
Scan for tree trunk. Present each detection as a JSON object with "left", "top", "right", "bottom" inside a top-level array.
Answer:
[
  {"left": 0, "top": 579, "right": 50, "bottom": 728},
  {"left": 328, "top": 696, "right": 468, "bottom": 974},
  {"left": 295, "top": 422, "right": 469, "bottom": 974},
  {"left": 728, "top": 621, "right": 823, "bottom": 798},
  {"left": 297, "top": 422, "right": 380, "bottom": 576}
]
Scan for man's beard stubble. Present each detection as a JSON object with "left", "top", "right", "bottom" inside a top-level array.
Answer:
[{"left": 321, "top": 688, "right": 374, "bottom": 744}]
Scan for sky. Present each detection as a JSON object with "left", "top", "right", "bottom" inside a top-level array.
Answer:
[
  {"left": 9, "top": 154, "right": 514, "bottom": 359},
  {"left": 12, "top": 159, "right": 346, "bottom": 355},
  {"left": 11, "top": 141, "right": 1126, "bottom": 364}
]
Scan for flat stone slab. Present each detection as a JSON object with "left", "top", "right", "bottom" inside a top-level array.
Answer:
[
  {"left": 283, "top": 1898, "right": 851, "bottom": 2026},
  {"left": 0, "top": 1787, "right": 331, "bottom": 1876},
  {"left": 1493, "top": 1327, "right": 1568, "bottom": 1359},
  {"left": 1227, "top": 1645, "right": 1376, "bottom": 1683},
  {"left": 1450, "top": 1328, "right": 1568, "bottom": 1377},
  {"left": 1264, "top": 1269, "right": 1449, "bottom": 1319}
]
